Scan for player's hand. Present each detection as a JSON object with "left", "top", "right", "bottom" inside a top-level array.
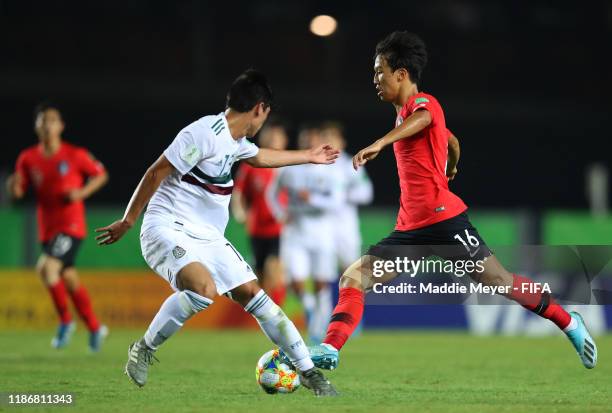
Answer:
[
  {"left": 233, "top": 211, "right": 246, "bottom": 224},
  {"left": 353, "top": 140, "right": 384, "bottom": 170},
  {"left": 6, "top": 173, "right": 25, "bottom": 199},
  {"left": 447, "top": 167, "right": 458, "bottom": 181},
  {"left": 95, "top": 220, "right": 132, "bottom": 245},
  {"left": 65, "top": 189, "right": 85, "bottom": 203},
  {"left": 297, "top": 190, "right": 310, "bottom": 203},
  {"left": 308, "top": 144, "right": 339, "bottom": 164},
  {"left": 276, "top": 213, "right": 291, "bottom": 225}
]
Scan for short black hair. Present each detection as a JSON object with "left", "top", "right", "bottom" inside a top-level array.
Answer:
[
  {"left": 375, "top": 31, "right": 428, "bottom": 84},
  {"left": 226, "top": 69, "right": 274, "bottom": 112},
  {"left": 33, "top": 101, "right": 62, "bottom": 123}
]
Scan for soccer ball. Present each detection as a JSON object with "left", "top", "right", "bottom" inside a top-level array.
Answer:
[{"left": 255, "top": 349, "right": 300, "bottom": 394}]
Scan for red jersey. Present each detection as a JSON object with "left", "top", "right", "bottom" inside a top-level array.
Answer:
[
  {"left": 15, "top": 142, "right": 106, "bottom": 242},
  {"left": 393, "top": 92, "right": 467, "bottom": 231},
  {"left": 234, "top": 163, "right": 286, "bottom": 238}
]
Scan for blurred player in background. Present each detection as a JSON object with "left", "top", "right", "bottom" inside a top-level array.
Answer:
[
  {"left": 6, "top": 103, "right": 109, "bottom": 351},
  {"left": 268, "top": 125, "right": 345, "bottom": 344},
  {"left": 320, "top": 122, "right": 373, "bottom": 269},
  {"left": 320, "top": 122, "right": 373, "bottom": 337},
  {"left": 306, "top": 31, "right": 598, "bottom": 372},
  {"left": 232, "top": 121, "right": 288, "bottom": 305},
  {"left": 95, "top": 70, "right": 338, "bottom": 396}
]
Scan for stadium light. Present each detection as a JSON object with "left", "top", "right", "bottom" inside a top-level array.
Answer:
[{"left": 309, "top": 15, "right": 337, "bottom": 37}]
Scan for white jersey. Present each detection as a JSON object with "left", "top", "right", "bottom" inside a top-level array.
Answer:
[
  {"left": 334, "top": 151, "right": 373, "bottom": 232},
  {"left": 267, "top": 163, "right": 344, "bottom": 248},
  {"left": 144, "top": 113, "right": 259, "bottom": 239},
  {"left": 268, "top": 163, "right": 344, "bottom": 280},
  {"left": 333, "top": 151, "right": 373, "bottom": 265}
]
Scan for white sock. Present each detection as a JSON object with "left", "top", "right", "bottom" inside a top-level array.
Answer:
[
  {"left": 144, "top": 290, "right": 212, "bottom": 350},
  {"left": 310, "top": 286, "right": 333, "bottom": 342},
  {"left": 563, "top": 316, "right": 578, "bottom": 332},
  {"left": 299, "top": 291, "right": 316, "bottom": 316},
  {"left": 245, "top": 290, "right": 314, "bottom": 372},
  {"left": 322, "top": 343, "right": 338, "bottom": 352}
]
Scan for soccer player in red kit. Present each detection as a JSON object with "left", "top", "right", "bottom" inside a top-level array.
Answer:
[
  {"left": 6, "top": 103, "right": 109, "bottom": 351},
  {"left": 232, "top": 122, "right": 288, "bottom": 305},
  {"left": 305, "top": 31, "right": 597, "bottom": 371}
]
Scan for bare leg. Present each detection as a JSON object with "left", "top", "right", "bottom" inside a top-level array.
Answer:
[
  {"left": 61, "top": 267, "right": 81, "bottom": 292},
  {"left": 143, "top": 262, "right": 216, "bottom": 350}
]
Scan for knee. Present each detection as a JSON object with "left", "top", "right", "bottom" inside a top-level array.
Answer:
[
  {"left": 179, "top": 290, "right": 213, "bottom": 315},
  {"left": 37, "top": 259, "right": 60, "bottom": 285},
  {"left": 184, "top": 281, "right": 216, "bottom": 300},
  {"left": 291, "top": 281, "right": 304, "bottom": 295},
  {"left": 478, "top": 270, "right": 513, "bottom": 288},
  {"left": 36, "top": 261, "right": 46, "bottom": 278},
  {"left": 339, "top": 272, "right": 365, "bottom": 290},
  {"left": 62, "top": 269, "right": 80, "bottom": 291},
  {"left": 36, "top": 257, "right": 51, "bottom": 276},
  {"left": 240, "top": 284, "right": 260, "bottom": 302},
  {"left": 314, "top": 281, "right": 328, "bottom": 292},
  {"left": 231, "top": 282, "right": 261, "bottom": 307}
]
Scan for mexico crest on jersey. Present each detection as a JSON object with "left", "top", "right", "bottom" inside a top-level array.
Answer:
[{"left": 172, "top": 245, "right": 186, "bottom": 259}]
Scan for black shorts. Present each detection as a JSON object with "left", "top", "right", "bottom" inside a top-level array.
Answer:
[
  {"left": 367, "top": 212, "right": 492, "bottom": 263},
  {"left": 250, "top": 236, "right": 280, "bottom": 272},
  {"left": 42, "top": 233, "right": 83, "bottom": 268}
]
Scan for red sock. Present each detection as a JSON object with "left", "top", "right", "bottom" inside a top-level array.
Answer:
[
  {"left": 47, "top": 281, "right": 72, "bottom": 324},
  {"left": 69, "top": 286, "right": 100, "bottom": 332},
  {"left": 270, "top": 285, "right": 286, "bottom": 307},
  {"left": 508, "top": 274, "right": 571, "bottom": 329},
  {"left": 323, "top": 287, "right": 364, "bottom": 351}
]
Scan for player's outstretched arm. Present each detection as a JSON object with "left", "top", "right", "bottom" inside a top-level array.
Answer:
[
  {"left": 245, "top": 144, "right": 339, "bottom": 168},
  {"left": 230, "top": 165, "right": 249, "bottom": 224},
  {"left": 353, "top": 109, "right": 432, "bottom": 170},
  {"left": 230, "top": 191, "right": 248, "bottom": 224},
  {"left": 5, "top": 173, "right": 25, "bottom": 200},
  {"left": 95, "top": 155, "right": 175, "bottom": 245},
  {"left": 447, "top": 132, "right": 460, "bottom": 181},
  {"left": 66, "top": 172, "right": 109, "bottom": 202}
]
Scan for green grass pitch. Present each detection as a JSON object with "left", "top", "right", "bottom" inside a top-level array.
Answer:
[{"left": 1, "top": 329, "right": 611, "bottom": 413}]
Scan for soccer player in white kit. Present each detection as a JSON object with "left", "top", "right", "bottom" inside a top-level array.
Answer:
[
  {"left": 321, "top": 122, "right": 373, "bottom": 269},
  {"left": 95, "top": 70, "right": 339, "bottom": 396},
  {"left": 267, "top": 126, "right": 346, "bottom": 343}
]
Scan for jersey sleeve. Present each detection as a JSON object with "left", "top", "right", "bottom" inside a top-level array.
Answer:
[
  {"left": 411, "top": 96, "right": 434, "bottom": 113},
  {"left": 14, "top": 151, "right": 30, "bottom": 191},
  {"left": 163, "top": 128, "right": 213, "bottom": 175},
  {"left": 75, "top": 148, "right": 106, "bottom": 176},
  {"left": 235, "top": 138, "right": 259, "bottom": 160}
]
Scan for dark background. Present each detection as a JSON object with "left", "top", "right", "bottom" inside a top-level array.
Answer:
[{"left": 1, "top": 0, "right": 610, "bottom": 208}]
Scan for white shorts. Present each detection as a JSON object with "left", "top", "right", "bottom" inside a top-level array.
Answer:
[
  {"left": 335, "top": 229, "right": 362, "bottom": 269},
  {"left": 280, "top": 240, "right": 337, "bottom": 283},
  {"left": 140, "top": 222, "right": 256, "bottom": 295}
]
